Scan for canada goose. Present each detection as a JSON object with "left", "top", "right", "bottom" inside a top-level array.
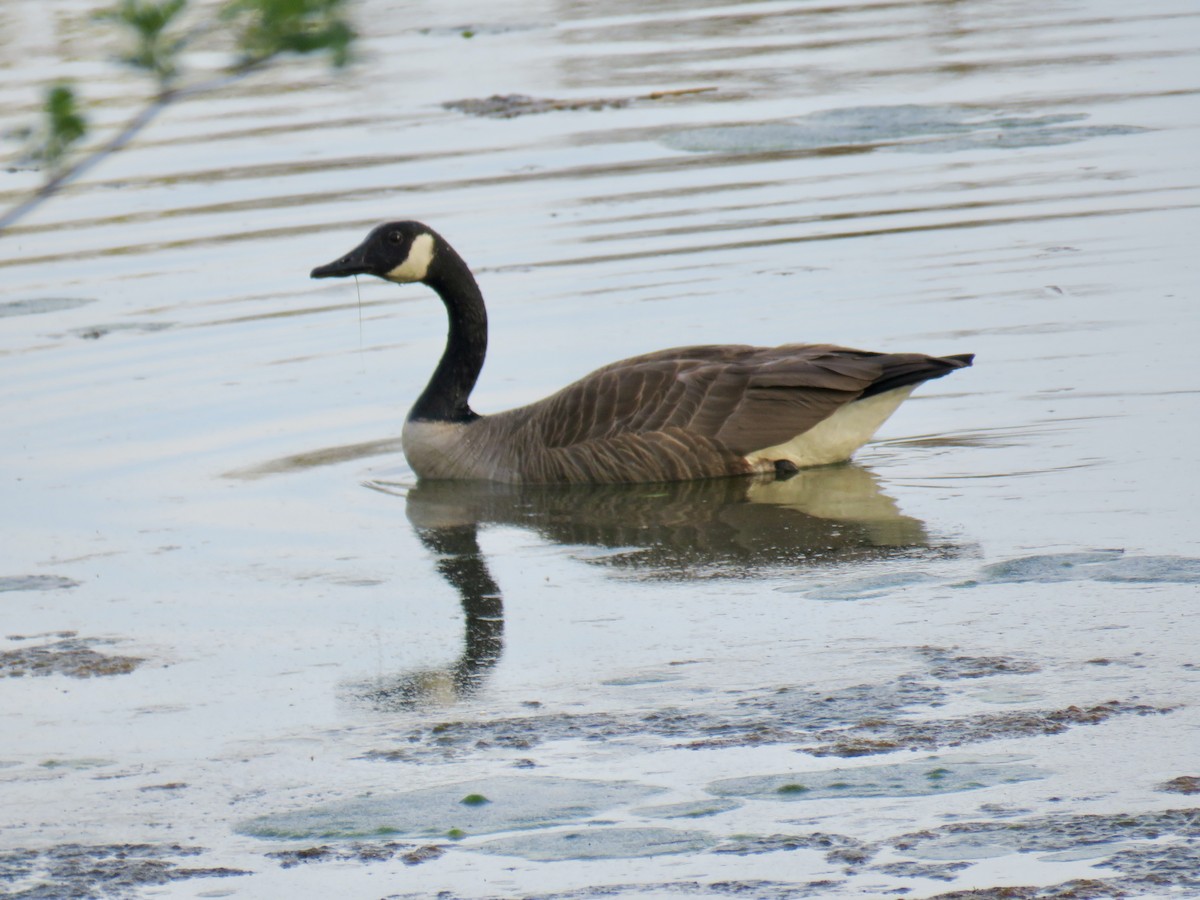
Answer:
[{"left": 311, "top": 221, "right": 973, "bottom": 484}]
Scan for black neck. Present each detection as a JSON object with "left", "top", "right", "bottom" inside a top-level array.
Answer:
[{"left": 408, "top": 242, "right": 487, "bottom": 423}]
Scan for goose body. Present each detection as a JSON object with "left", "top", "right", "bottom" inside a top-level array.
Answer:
[{"left": 311, "top": 222, "right": 972, "bottom": 484}]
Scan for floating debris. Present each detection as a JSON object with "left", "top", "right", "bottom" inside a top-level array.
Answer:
[
  {"left": 445, "top": 87, "right": 716, "bottom": 119},
  {"left": 71, "top": 322, "right": 173, "bottom": 340},
  {"left": 0, "top": 575, "right": 80, "bottom": 593}
]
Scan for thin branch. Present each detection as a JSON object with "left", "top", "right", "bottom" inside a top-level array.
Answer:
[{"left": 0, "top": 68, "right": 259, "bottom": 235}]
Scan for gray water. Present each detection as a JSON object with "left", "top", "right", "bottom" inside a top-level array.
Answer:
[{"left": 2, "top": 1, "right": 1199, "bottom": 897}]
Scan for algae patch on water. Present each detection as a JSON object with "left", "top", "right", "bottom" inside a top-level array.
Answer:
[
  {"left": 968, "top": 550, "right": 1200, "bottom": 585},
  {"left": 0, "top": 298, "right": 95, "bottom": 318},
  {"left": 237, "top": 776, "right": 661, "bottom": 840},
  {"left": 663, "top": 105, "right": 1148, "bottom": 155},
  {"left": 707, "top": 756, "right": 1040, "bottom": 802},
  {"left": 633, "top": 798, "right": 741, "bottom": 819},
  {"left": 476, "top": 826, "right": 714, "bottom": 861},
  {"left": 0, "top": 575, "right": 80, "bottom": 592}
]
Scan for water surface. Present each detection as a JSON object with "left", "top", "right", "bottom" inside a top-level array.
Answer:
[{"left": 1, "top": 0, "right": 1198, "bottom": 897}]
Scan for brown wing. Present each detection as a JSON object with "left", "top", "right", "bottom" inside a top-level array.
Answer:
[
  {"left": 477, "top": 344, "right": 970, "bottom": 482},
  {"left": 512, "top": 344, "right": 884, "bottom": 451}
]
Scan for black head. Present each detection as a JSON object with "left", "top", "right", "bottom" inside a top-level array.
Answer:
[{"left": 310, "top": 221, "right": 438, "bottom": 284}]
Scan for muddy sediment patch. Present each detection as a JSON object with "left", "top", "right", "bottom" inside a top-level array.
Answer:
[
  {"left": 874, "top": 859, "right": 972, "bottom": 882},
  {"left": 713, "top": 830, "right": 873, "bottom": 861},
  {"left": 361, "top": 648, "right": 1167, "bottom": 763},
  {"left": 800, "top": 699, "right": 1168, "bottom": 758},
  {"left": 0, "top": 843, "right": 247, "bottom": 899},
  {"left": 0, "top": 636, "right": 144, "bottom": 678},
  {"left": 668, "top": 809, "right": 1200, "bottom": 896},
  {"left": 366, "top": 697, "right": 1167, "bottom": 762},
  {"left": 900, "top": 808, "right": 1200, "bottom": 898},
  {"left": 387, "top": 880, "right": 841, "bottom": 899},
  {"left": 917, "top": 647, "right": 1042, "bottom": 680},
  {"left": 892, "top": 808, "right": 1200, "bottom": 857},
  {"left": 1157, "top": 775, "right": 1200, "bottom": 795},
  {"left": 922, "top": 883, "right": 1119, "bottom": 899},
  {"left": 400, "top": 809, "right": 1197, "bottom": 898},
  {"left": 265, "top": 840, "right": 443, "bottom": 868}
]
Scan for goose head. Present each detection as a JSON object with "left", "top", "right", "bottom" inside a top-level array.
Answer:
[{"left": 310, "top": 221, "right": 437, "bottom": 284}]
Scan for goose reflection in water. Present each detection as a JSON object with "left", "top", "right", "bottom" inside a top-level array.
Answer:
[{"left": 350, "top": 465, "right": 942, "bottom": 709}]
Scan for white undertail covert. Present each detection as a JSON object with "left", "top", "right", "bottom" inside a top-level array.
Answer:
[{"left": 743, "top": 385, "right": 915, "bottom": 471}]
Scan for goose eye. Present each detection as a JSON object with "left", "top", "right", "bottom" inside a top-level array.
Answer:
[{"left": 387, "top": 231, "right": 404, "bottom": 244}]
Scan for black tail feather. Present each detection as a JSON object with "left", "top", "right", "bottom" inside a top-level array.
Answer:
[{"left": 859, "top": 352, "right": 974, "bottom": 399}]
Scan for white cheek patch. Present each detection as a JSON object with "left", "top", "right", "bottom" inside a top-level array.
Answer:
[{"left": 385, "top": 232, "right": 435, "bottom": 283}]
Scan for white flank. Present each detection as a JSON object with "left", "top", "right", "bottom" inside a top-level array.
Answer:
[
  {"left": 385, "top": 232, "right": 436, "bottom": 283},
  {"left": 402, "top": 418, "right": 477, "bottom": 479},
  {"left": 744, "top": 385, "right": 916, "bottom": 470}
]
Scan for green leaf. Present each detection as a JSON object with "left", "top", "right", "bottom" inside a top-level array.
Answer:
[
  {"left": 28, "top": 84, "right": 89, "bottom": 168},
  {"left": 95, "top": 0, "right": 191, "bottom": 87},
  {"left": 222, "top": 0, "right": 356, "bottom": 69}
]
